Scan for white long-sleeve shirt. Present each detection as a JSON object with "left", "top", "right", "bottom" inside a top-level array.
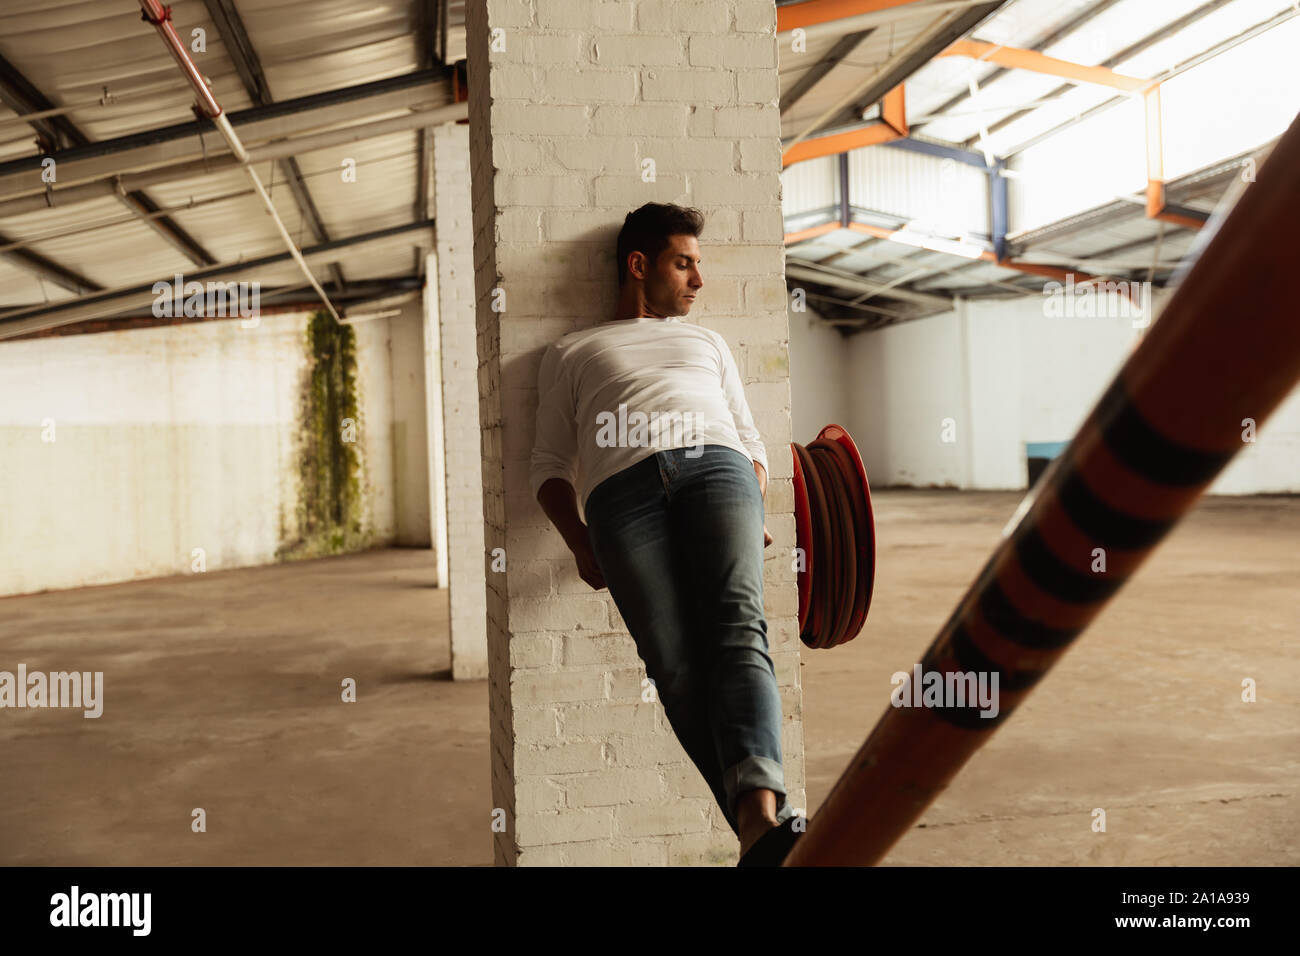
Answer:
[{"left": 529, "top": 316, "right": 769, "bottom": 519}]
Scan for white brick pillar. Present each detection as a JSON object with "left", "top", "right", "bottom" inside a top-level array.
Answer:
[
  {"left": 467, "top": 0, "right": 803, "bottom": 866},
  {"left": 433, "top": 121, "right": 489, "bottom": 681}
]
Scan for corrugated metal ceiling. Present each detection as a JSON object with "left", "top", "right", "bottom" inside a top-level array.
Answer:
[
  {"left": 779, "top": 2, "right": 952, "bottom": 139},
  {"left": 0, "top": 0, "right": 460, "bottom": 314},
  {"left": 781, "top": 0, "right": 1298, "bottom": 327},
  {"left": 1, "top": 0, "right": 1292, "bottom": 330}
]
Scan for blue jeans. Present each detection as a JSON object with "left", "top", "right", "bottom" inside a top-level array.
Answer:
[{"left": 584, "top": 444, "right": 796, "bottom": 837}]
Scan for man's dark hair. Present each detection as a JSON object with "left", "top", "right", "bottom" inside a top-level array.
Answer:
[{"left": 616, "top": 203, "right": 705, "bottom": 287}]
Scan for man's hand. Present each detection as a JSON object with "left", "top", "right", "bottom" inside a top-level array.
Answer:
[
  {"left": 755, "top": 462, "right": 771, "bottom": 548},
  {"left": 568, "top": 531, "right": 606, "bottom": 590}
]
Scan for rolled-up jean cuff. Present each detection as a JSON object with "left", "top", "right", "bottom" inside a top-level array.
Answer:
[{"left": 725, "top": 755, "right": 789, "bottom": 819}]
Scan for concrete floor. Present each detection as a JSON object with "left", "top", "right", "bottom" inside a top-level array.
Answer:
[{"left": 2, "top": 489, "right": 1296, "bottom": 865}]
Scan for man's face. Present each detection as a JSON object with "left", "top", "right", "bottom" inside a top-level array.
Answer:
[{"left": 643, "top": 234, "right": 703, "bottom": 317}]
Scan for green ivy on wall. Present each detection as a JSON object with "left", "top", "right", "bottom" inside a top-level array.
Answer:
[{"left": 278, "top": 309, "right": 368, "bottom": 559}]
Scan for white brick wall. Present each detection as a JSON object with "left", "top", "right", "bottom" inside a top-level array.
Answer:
[{"left": 468, "top": 0, "right": 803, "bottom": 867}]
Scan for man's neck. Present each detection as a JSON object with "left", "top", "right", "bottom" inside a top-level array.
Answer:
[{"left": 613, "top": 288, "right": 673, "bottom": 322}]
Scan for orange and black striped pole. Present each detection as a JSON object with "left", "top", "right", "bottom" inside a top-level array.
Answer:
[{"left": 785, "top": 111, "right": 1300, "bottom": 867}]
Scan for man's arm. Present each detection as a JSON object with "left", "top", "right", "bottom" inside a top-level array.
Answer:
[
  {"left": 537, "top": 477, "right": 605, "bottom": 589},
  {"left": 531, "top": 352, "right": 605, "bottom": 588},
  {"left": 754, "top": 458, "right": 773, "bottom": 547},
  {"left": 714, "top": 331, "right": 770, "bottom": 492},
  {"left": 529, "top": 343, "right": 581, "bottom": 521},
  {"left": 536, "top": 477, "right": 587, "bottom": 550}
]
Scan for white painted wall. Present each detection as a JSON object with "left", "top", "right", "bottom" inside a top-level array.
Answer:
[
  {"left": 1213, "top": 389, "right": 1300, "bottom": 494},
  {"left": 388, "top": 297, "right": 433, "bottom": 546},
  {"left": 352, "top": 312, "right": 397, "bottom": 543},
  {"left": 0, "top": 308, "right": 431, "bottom": 597},
  {"left": 966, "top": 307, "right": 1024, "bottom": 489},
  {"left": 424, "top": 257, "right": 450, "bottom": 588},
  {"left": 838, "top": 291, "right": 1300, "bottom": 494},
  {"left": 788, "top": 303, "right": 851, "bottom": 449},
  {"left": 846, "top": 307, "right": 967, "bottom": 488}
]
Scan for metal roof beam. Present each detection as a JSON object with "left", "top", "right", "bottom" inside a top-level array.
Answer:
[
  {"left": 777, "top": 0, "right": 929, "bottom": 33},
  {"left": 0, "top": 101, "right": 468, "bottom": 218},
  {"left": 439, "top": 0, "right": 450, "bottom": 69},
  {"left": 200, "top": 0, "right": 346, "bottom": 290},
  {"left": 416, "top": 0, "right": 444, "bottom": 69},
  {"left": 0, "top": 69, "right": 449, "bottom": 195},
  {"left": 938, "top": 39, "right": 1146, "bottom": 91},
  {"left": 881, "top": 135, "right": 990, "bottom": 167},
  {"left": 0, "top": 52, "right": 214, "bottom": 269},
  {"left": 780, "top": 28, "right": 877, "bottom": 117},
  {"left": 963, "top": 0, "right": 1237, "bottom": 150},
  {"left": 1002, "top": 6, "right": 1296, "bottom": 160},
  {"left": 787, "top": 259, "right": 954, "bottom": 308},
  {"left": 0, "top": 231, "right": 102, "bottom": 295},
  {"left": 803, "top": 289, "right": 909, "bottom": 318},
  {"left": 0, "top": 52, "right": 89, "bottom": 151},
  {"left": 797, "top": 0, "right": 1008, "bottom": 142},
  {"left": 831, "top": 233, "right": 1034, "bottom": 295},
  {"left": 784, "top": 84, "right": 907, "bottom": 165},
  {"left": 910, "top": 0, "right": 1127, "bottom": 131},
  {"left": 4, "top": 278, "right": 426, "bottom": 337},
  {"left": 115, "top": 188, "right": 217, "bottom": 266},
  {"left": 0, "top": 218, "right": 435, "bottom": 338},
  {"left": 1009, "top": 146, "right": 1240, "bottom": 254},
  {"left": 0, "top": 51, "right": 214, "bottom": 273},
  {"left": 199, "top": 0, "right": 270, "bottom": 103}
]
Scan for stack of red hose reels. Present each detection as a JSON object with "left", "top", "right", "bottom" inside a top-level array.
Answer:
[{"left": 790, "top": 424, "right": 875, "bottom": 649}]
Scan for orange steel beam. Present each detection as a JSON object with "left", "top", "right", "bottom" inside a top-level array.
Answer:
[
  {"left": 785, "top": 105, "right": 1300, "bottom": 867},
  {"left": 784, "top": 222, "right": 841, "bottom": 244},
  {"left": 937, "top": 45, "right": 1199, "bottom": 234},
  {"left": 845, "top": 222, "right": 899, "bottom": 242},
  {"left": 880, "top": 83, "right": 907, "bottom": 134},
  {"left": 1154, "top": 208, "right": 1210, "bottom": 230},
  {"left": 992, "top": 258, "right": 1101, "bottom": 285},
  {"left": 1143, "top": 84, "right": 1205, "bottom": 231},
  {"left": 939, "top": 39, "right": 1146, "bottom": 92},
  {"left": 998, "top": 260, "right": 1143, "bottom": 307},
  {"left": 783, "top": 86, "right": 907, "bottom": 168},
  {"left": 777, "top": 0, "right": 927, "bottom": 32},
  {"left": 782, "top": 122, "right": 900, "bottom": 166},
  {"left": 1145, "top": 86, "right": 1165, "bottom": 218}
]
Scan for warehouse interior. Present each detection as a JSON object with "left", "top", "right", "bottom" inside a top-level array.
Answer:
[{"left": 0, "top": 0, "right": 1296, "bottom": 866}]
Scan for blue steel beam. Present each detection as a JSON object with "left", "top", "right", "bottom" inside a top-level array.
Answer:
[
  {"left": 882, "top": 136, "right": 990, "bottom": 169},
  {"left": 883, "top": 137, "right": 1009, "bottom": 261},
  {"left": 991, "top": 158, "right": 1008, "bottom": 262},
  {"left": 838, "top": 152, "right": 850, "bottom": 227}
]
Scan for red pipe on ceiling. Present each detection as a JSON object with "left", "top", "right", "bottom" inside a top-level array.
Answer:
[{"left": 137, "top": 1, "right": 223, "bottom": 118}]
